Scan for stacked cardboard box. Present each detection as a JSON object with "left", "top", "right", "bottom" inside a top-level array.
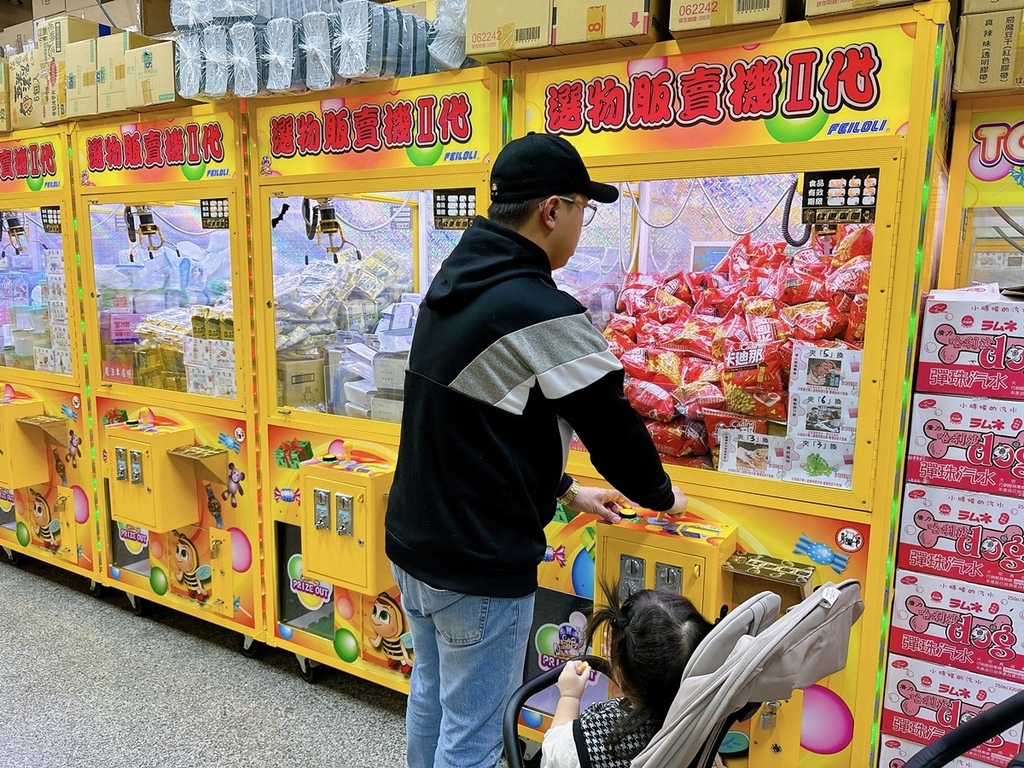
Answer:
[{"left": 955, "top": 0, "right": 1024, "bottom": 94}]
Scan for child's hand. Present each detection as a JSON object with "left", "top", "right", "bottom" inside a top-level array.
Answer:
[{"left": 556, "top": 660, "right": 590, "bottom": 699}]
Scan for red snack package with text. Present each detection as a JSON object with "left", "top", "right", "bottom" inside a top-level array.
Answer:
[
  {"left": 620, "top": 347, "right": 684, "bottom": 387},
  {"left": 679, "top": 357, "right": 721, "bottom": 384},
  {"left": 619, "top": 288, "right": 655, "bottom": 316},
  {"left": 626, "top": 379, "right": 678, "bottom": 422},
  {"left": 748, "top": 240, "right": 788, "bottom": 270},
  {"left": 605, "top": 313, "right": 638, "bottom": 341},
  {"left": 771, "top": 262, "right": 828, "bottom": 305},
  {"left": 779, "top": 301, "right": 848, "bottom": 341},
  {"left": 648, "top": 289, "right": 692, "bottom": 324},
  {"left": 603, "top": 331, "right": 634, "bottom": 359},
  {"left": 672, "top": 381, "right": 726, "bottom": 420},
  {"left": 694, "top": 281, "right": 748, "bottom": 318},
  {"left": 721, "top": 340, "right": 787, "bottom": 420},
  {"left": 659, "top": 315, "right": 721, "bottom": 360},
  {"left": 826, "top": 254, "right": 872, "bottom": 296},
  {"left": 843, "top": 293, "right": 868, "bottom": 347},
  {"left": 646, "top": 418, "right": 710, "bottom": 458},
  {"left": 712, "top": 314, "right": 752, "bottom": 361},
  {"left": 831, "top": 224, "right": 874, "bottom": 268}
]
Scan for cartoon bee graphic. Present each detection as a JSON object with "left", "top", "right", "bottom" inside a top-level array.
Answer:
[
  {"left": 369, "top": 592, "right": 412, "bottom": 674},
  {"left": 171, "top": 530, "right": 211, "bottom": 602},
  {"left": 28, "top": 489, "right": 60, "bottom": 552}
]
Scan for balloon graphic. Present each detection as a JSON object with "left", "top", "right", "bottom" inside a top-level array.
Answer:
[
  {"left": 968, "top": 143, "right": 1014, "bottom": 183},
  {"left": 571, "top": 548, "right": 594, "bottom": 599},
  {"left": 334, "top": 627, "right": 360, "bottom": 663},
  {"left": 15, "top": 521, "right": 29, "bottom": 547},
  {"left": 109, "top": 566, "right": 121, "bottom": 580},
  {"left": 279, "top": 623, "right": 294, "bottom": 640},
  {"left": 535, "top": 625, "right": 560, "bottom": 655},
  {"left": 150, "top": 534, "right": 164, "bottom": 560},
  {"left": 522, "top": 709, "right": 543, "bottom": 729},
  {"left": 72, "top": 485, "right": 90, "bottom": 524},
  {"left": 801, "top": 685, "right": 854, "bottom": 754},
  {"left": 336, "top": 591, "right": 355, "bottom": 621},
  {"left": 765, "top": 109, "right": 829, "bottom": 144},
  {"left": 627, "top": 57, "right": 669, "bottom": 77},
  {"left": 150, "top": 566, "right": 169, "bottom": 596},
  {"left": 26, "top": 175, "right": 44, "bottom": 192},
  {"left": 229, "top": 527, "right": 252, "bottom": 573},
  {"left": 181, "top": 161, "right": 207, "bottom": 181},
  {"left": 407, "top": 142, "right": 444, "bottom": 167}
]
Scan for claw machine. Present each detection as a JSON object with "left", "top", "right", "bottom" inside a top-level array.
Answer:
[
  {"left": 250, "top": 65, "right": 506, "bottom": 688},
  {"left": 512, "top": 5, "right": 953, "bottom": 767},
  {"left": 0, "top": 126, "right": 97, "bottom": 585},
  {"left": 72, "top": 104, "right": 263, "bottom": 647}
]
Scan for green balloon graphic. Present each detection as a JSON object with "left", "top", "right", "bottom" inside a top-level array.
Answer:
[
  {"left": 26, "top": 175, "right": 44, "bottom": 192},
  {"left": 150, "top": 566, "right": 169, "bottom": 596},
  {"left": 406, "top": 142, "right": 443, "bottom": 167},
  {"left": 15, "top": 521, "right": 30, "bottom": 547},
  {"left": 180, "top": 161, "right": 207, "bottom": 181},
  {"left": 287, "top": 554, "right": 303, "bottom": 580},
  {"left": 334, "top": 628, "right": 360, "bottom": 663},
  {"left": 535, "top": 625, "right": 559, "bottom": 655},
  {"left": 764, "top": 109, "right": 829, "bottom": 144}
]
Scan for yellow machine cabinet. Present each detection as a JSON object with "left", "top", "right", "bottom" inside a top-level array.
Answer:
[
  {"left": 0, "top": 398, "right": 52, "bottom": 489},
  {"left": 298, "top": 459, "right": 394, "bottom": 594},
  {"left": 105, "top": 422, "right": 201, "bottom": 532},
  {"left": 596, "top": 518, "right": 738, "bottom": 623}
]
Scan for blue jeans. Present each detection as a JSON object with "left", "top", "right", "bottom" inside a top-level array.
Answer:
[{"left": 393, "top": 564, "right": 536, "bottom": 768}]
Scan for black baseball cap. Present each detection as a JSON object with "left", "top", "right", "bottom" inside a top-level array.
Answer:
[{"left": 489, "top": 133, "right": 619, "bottom": 204}]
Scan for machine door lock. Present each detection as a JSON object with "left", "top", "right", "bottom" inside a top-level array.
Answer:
[
  {"left": 313, "top": 488, "right": 330, "bottom": 530},
  {"left": 335, "top": 493, "right": 353, "bottom": 536},
  {"left": 759, "top": 701, "right": 780, "bottom": 730}
]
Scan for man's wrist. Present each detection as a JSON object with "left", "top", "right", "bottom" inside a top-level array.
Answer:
[{"left": 558, "top": 478, "right": 581, "bottom": 507}]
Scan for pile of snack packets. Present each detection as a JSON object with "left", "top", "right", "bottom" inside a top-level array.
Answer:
[{"left": 602, "top": 224, "right": 871, "bottom": 483}]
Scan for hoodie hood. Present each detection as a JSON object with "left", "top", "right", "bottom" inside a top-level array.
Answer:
[{"left": 425, "top": 216, "right": 555, "bottom": 314}]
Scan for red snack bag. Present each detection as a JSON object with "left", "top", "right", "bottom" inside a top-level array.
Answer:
[
  {"left": 779, "top": 301, "right": 848, "bottom": 341},
  {"left": 720, "top": 340, "right": 788, "bottom": 420},
  {"left": 831, "top": 224, "right": 874, "bottom": 268},
  {"left": 621, "top": 271, "right": 661, "bottom": 292},
  {"left": 620, "top": 347, "right": 684, "bottom": 388},
  {"left": 746, "top": 314, "right": 783, "bottom": 345},
  {"left": 826, "top": 254, "right": 872, "bottom": 295},
  {"left": 605, "top": 313, "right": 638, "bottom": 341},
  {"left": 679, "top": 357, "right": 721, "bottom": 384},
  {"left": 770, "top": 262, "right": 828, "bottom": 305},
  {"left": 646, "top": 418, "right": 710, "bottom": 458},
  {"left": 738, "top": 296, "right": 780, "bottom": 318},
  {"left": 634, "top": 317, "right": 667, "bottom": 348},
  {"left": 626, "top": 379, "right": 678, "bottom": 422},
  {"left": 702, "top": 407, "right": 769, "bottom": 465},
  {"left": 693, "top": 281, "right": 747, "bottom": 318},
  {"left": 603, "top": 331, "right": 634, "bottom": 359},
  {"left": 659, "top": 315, "right": 721, "bottom": 360},
  {"left": 648, "top": 289, "right": 691, "bottom": 324},
  {"left": 747, "top": 240, "right": 788, "bottom": 270},
  {"left": 672, "top": 381, "right": 726, "bottom": 420},
  {"left": 725, "top": 235, "right": 752, "bottom": 282},
  {"left": 619, "top": 288, "right": 655, "bottom": 316},
  {"left": 683, "top": 270, "right": 728, "bottom": 297},
  {"left": 711, "top": 314, "right": 752, "bottom": 361},
  {"left": 843, "top": 293, "right": 869, "bottom": 347}
]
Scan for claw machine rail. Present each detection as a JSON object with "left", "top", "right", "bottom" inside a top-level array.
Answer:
[
  {"left": 511, "top": 6, "right": 953, "bottom": 767},
  {"left": 0, "top": 125, "right": 98, "bottom": 584},
  {"left": 71, "top": 103, "right": 264, "bottom": 644},
  {"left": 250, "top": 65, "right": 507, "bottom": 690}
]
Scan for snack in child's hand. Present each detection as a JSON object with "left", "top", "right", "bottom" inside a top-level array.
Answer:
[{"left": 575, "top": 660, "right": 590, "bottom": 675}]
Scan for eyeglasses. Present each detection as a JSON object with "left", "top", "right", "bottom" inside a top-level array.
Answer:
[{"left": 542, "top": 195, "right": 598, "bottom": 226}]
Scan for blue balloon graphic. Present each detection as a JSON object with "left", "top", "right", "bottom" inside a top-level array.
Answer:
[
  {"left": 521, "top": 708, "right": 543, "bottom": 729},
  {"left": 571, "top": 548, "right": 594, "bottom": 599},
  {"left": 108, "top": 566, "right": 121, "bottom": 580},
  {"left": 278, "top": 623, "right": 294, "bottom": 640}
]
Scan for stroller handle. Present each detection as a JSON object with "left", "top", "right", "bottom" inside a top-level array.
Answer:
[{"left": 502, "top": 655, "right": 611, "bottom": 768}]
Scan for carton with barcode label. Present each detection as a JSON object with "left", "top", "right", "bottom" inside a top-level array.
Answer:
[
  {"left": 670, "top": 0, "right": 786, "bottom": 35},
  {"left": 465, "top": 0, "right": 554, "bottom": 59},
  {"left": 552, "top": 0, "right": 668, "bottom": 51}
]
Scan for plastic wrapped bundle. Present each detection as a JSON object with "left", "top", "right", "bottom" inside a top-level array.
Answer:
[
  {"left": 264, "top": 17, "right": 303, "bottom": 92},
  {"left": 400, "top": 9, "right": 430, "bottom": 77},
  {"left": 175, "top": 31, "right": 204, "bottom": 99},
  {"left": 213, "top": 0, "right": 240, "bottom": 21},
  {"left": 301, "top": 11, "right": 337, "bottom": 90},
  {"left": 171, "top": 0, "right": 213, "bottom": 29},
  {"left": 229, "top": 22, "right": 263, "bottom": 97},
  {"left": 202, "top": 25, "right": 231, "bottom": 98},
  {"left": 429, "top": 0, "right": 471, "bottom": 72},
  {"left": 335, "top": 0, "right": 375, "bottom": 79}
]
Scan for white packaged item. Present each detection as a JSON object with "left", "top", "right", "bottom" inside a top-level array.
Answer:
[
  {"left": 263, "top": 17, "right": 303, "bottom": 92},
  {"left": 370, "top": 393, "right": 404, "bottom": 423},
  {"left": 202, "top": 26, "right": 231, "bottom": 99},
  {"left": 429, "top": 0, "right": 470, "bottom": 71},
  {"left": 335, "top": 0, "right": 376, "bottom": 79},
  {"left": 344, "top": 402, "right": 370, "bottom": 419},
  {"left": 175, "top": 32, "right": 204, "bottom": 100},
  {"left": 343, "top": 378, "right": 377, "bottom": 408},
  {"left": 229, "top": 21, "right": 262, "bottom": 98},
  {"left": 171, "top": 0, "right": 214, "bottom": 29},
  {"left": 301, "top": 11, "right": 337, "bottom": 90}
]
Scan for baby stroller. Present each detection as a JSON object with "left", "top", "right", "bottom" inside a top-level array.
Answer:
[
  {"left": 503, "top": 579, "right": 864, "bottom": 768},
  {"left": 896, "top": 690, "right": 1024, "bottom": 767}
]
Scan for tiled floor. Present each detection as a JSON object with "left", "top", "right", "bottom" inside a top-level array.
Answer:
[{"left": 0, "top": 556, "right": 409, "bottom": 768}]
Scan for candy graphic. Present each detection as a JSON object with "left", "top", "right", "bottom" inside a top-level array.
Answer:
[{"left": 794, "top": 533, "right": 849, "bottom": 573}]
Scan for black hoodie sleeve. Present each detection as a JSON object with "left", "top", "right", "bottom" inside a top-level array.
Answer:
[{"left": 554, "top": 368, "right": 675, "bottom": 512}]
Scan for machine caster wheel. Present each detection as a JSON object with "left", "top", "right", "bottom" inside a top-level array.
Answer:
[
  {"left": 2, "top": 547, "right": 22, "bottom": 566},
  {"left": 87, "top": 580, "right": 104, "bottom": 597},
  {"left": 238, "top": 634, "right": 265, "bottom": 659},
  {"left": 297, "top": 655, "right": 321, "bottom": 684},
  {"left": 127, "top": 593, "right": 146, "bottom": 616}
]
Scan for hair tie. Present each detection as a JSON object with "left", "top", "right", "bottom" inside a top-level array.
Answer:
[{"left": 611, "top": 616, "right": 629, "bottom": 630}]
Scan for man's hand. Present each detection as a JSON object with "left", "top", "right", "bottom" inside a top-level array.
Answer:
[
  {"left": 664, "top": 485, "right": 688, "bottom": 517},
  {"left": 569, "top": 485, "right": 631, "bottom": 523}
]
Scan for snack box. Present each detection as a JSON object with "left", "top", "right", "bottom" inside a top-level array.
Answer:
[
  {"left": 881, "top": 653, "right": 1023, "bottom": 766},
  {"left": 890, "top": 569, "right": 1024, "bottom": 682},
  {"left": 906, "top": 394, "right": 1024, "bottom": 499},
  {"left": 898, "top": 483, "right": 1024, "bottom": 592},
  {"left": 917, "top": 290, "right": 1024, "bottom": 402},
  {"left": 878, "top": 734, "right": 993, "bottom": 768}
]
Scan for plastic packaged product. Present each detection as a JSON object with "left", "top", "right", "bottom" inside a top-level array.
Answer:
[
  {"left": 175, "top": 32, "right": 204, "bottom": 100},
  {"left": 335, "top": 0, "right": 375, "bottom": 79},
  {"left": 301, "top": 11, "right": 338, "bottom": 90},
  {"left": 399, "top": 8, "right": 430, "bottom": 77},
  {"left": 171, "top": 0, "right": 214, "bottom": 29},
  {"left": 229, "top": 22, "right": 263, "bottom": 98},
  {"left": 202, "top": 25, "right": 231, "bottom": 99},
  {"left": 429, "top": 0, "right": 471, "bottom": 71},
  {"left": 263, "top": 17, "right": 303, "bottom": 92},
  {"left": 380, "top": 6, "right": 403, "bottom": 80}
]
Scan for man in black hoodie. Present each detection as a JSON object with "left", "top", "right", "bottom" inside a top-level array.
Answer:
[{"left": 385, "top": 133, "right": 687, "bottom": 768}]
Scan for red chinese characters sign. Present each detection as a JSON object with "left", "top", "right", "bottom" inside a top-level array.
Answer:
[
  {"left": 0, "top": 135, "right": 64, "bottom": 194},
  {"left": 76, "top": 113, "right": 237, "bottom": 188},
  {"left": 522, "top": 27, "right": 913, "bottom": 157},
  {"left": 255, "top": 77, "right": 492, "bottom": 177}
]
